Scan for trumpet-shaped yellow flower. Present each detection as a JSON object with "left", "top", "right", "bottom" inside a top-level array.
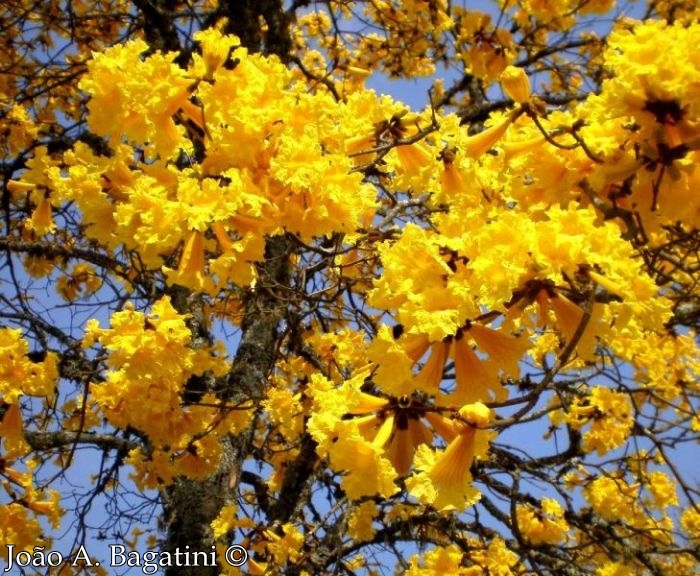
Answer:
[
  {"left": 407, "top": 402, "right": 493, "bottom": 510},
  {"left": 26, "top": 195, "right": 55, "bottom": 235},
  {"left": 0, "top": 403, "right": 29, "bottom": 459},
  {"left": 328, "top": 431, "right": 399, "bottom": 499},
  {"left": 163, "top": 230, "right": 216, "bottom": 293},
  {"left": 468, "top": 324, "right": 529, "bottom": 382},
  {"left": 384, "top": 415, "right": 435, "bottom": 475},
  {"left": 463, "top": 111, "right": 516, "bottom": 159},
  {"left": 413, "top": 341, "right": 451, "bottom": 393},
  {"left": 192, "top": 27, "right": 240, "bottom": 78}
]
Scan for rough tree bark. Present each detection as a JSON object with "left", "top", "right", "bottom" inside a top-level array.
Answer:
[{"left": 161, "top": 233, "right": 292, "bottom": 575}]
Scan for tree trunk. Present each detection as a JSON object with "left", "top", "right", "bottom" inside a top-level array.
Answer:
[{"left": 162, "top": 235, "right": 292, "bottom": 575}]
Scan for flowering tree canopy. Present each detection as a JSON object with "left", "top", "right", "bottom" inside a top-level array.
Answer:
[{"left": 1, "top": 1, "right": 699, "bottom": 574}]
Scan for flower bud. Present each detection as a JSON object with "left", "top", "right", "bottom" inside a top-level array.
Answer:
[
  {"left": 458, "top": 402, "right": 491, "bottom": 428},
  {"left": 500, "top": 65, "right": 531, "bottom": 103}
]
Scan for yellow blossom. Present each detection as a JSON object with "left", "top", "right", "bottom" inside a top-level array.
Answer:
[
  {"left": 211, "top": 504, "right": 238, "bottom": 539},
  {"left": 516, "top": 498, "right": 569, "bottom": 546},
  {"left": 407, "top": 403, "right": 493, "bottom": 510},
  {"left": 645, "top": 471, "right": 678, "bottom": 509},
  {"left": 463, "top": 112, "right": 516, "bottom": 159},
  {"left": 500, "top": 65, "right": 531, "bottom": 103},
  {"left": 164, "top": 230, "right": 216, "bottom": 293},
  {"left": 26, "top": 194, "right": 55, "bottom": 235},
  {"left": 347, "top": 501, "right": 378, "bottom": 542},
  {"left": 193, "top": 28, "right": 240, "bottom": 78}
]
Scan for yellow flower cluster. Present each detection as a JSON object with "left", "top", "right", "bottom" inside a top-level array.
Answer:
[
  {"left": 579, "top": 19, "right": 700, "bottom": 230},
  {"left": 550, "top": 387, "right": 634, "bottom": 456},
  {"left": 515, "top": 498, "right": 569, "bottom": 546},
  {"left": 308, "top": 366, "right": 495, "bottom": 508},
  {"left": 82, "top": 297, "right": 242, "bottom": 486},
  {"left": 0, "top": 328, "right": 57, "bottom": 407},
  {"left": 79, "top": 39, "right": 192, "bottom": 158},
  {"left": 308, "top": 79, "right": 675, "bottom": 509},
  {"left": 0, "top": 330, "right": 60, "bottom": 557},
  {"left": 3, "top": 3, "right": 699, "bottom": 574},
  {"left": 20, "top": 29, "right": 379, "bottom": 293},
  {"left": 339, "top": 27, "right": 682, "bottom": 510},
  {"left": 578, "top": 471, "right": 690, "bottom": 571},
  {"left": 347, "top": 501, "right": 378, "bottom": 542},
  {"left": 405, "top": 538, "right": 521, "bottom": 576},
  {"left": 0, "top": 487, "right": 63, "bottom": 561},
  {"left": 454, "top": 9, "right": 516, "bottom": 82},
  {"left": 583, "top": 475, "right": 650, "bottom": 527},
  {"left": 3, "top": 104, "right": 39, "bottom": 154},
  {"left": 56, "top": 263, "right": 103, "bottom": 301},
  {"left": 358, "top": 1, "right": 454, "bottom": 78}
]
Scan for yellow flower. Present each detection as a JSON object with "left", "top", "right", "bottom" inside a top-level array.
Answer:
[
  {"left": 501, "top": 133, "right": 546, "bottom": 159},
  {"left": 5, "top": 104, "right": 39, "bottom": 153},
  {"left": 79, "top": 39, "right": 191, "bottom": 157},
  {"left": 405, "top": 545, "right": 465, "bottom": 576},
  {"left": 452, "top": 334, "right": 502, "bottom": 403},
  {"left": 395, "top": 141, "right": 435, "bottom": 174},
  {"left": 164, "top": 230, "right": 215, "bottom": 293},
  {"left": 26, "top": 195, "right": 55, "bottom": 235},
  {"left": 595, "top": 562, "right": 636, "bottom": 576},
  {"left": 584, "top": 476, "right": 640, "bottom": 523},
  {"left": 583, "top": 387, "right": 633, "bottom": 456},
  {"left": 0, "top": 327, "right": 58, "bottom": 406},
  {"left": 26, "top": 489, "right": 63, "bottom": 529},
  {"left": 546, "top": 291, "right": 599, "bottom": 361},
  {"left": 86, "top": 296, "right": 228, "bottom": 452},
  {"left": 336, "top": 433, "right": 400, "bottom": 499},
  {"left": 500, "top": 65, "right": 531, "bottom": 103},
  {"left": 0, "top": 403, "right": 29, "bottom": 459},
  {"left": 56, "top": 263, "right": 103, "bottom": 301},
  {"left": 413, "top": 341, "right": 451, "bottom": 393},
  {"left": 439, "top": 156, "right": 469, "bottom": 200},
  {"left": 265, "top": 523, "right": 305, "bottom": 565},
  {"left": 680, "top": 507, "right": 700, "bottom": 544},
  {"left": 365, "top": 406, "right": 436, "bottom": 476},
  {"left": 458, "top": 402, "right": 492, "bottom": 427},
  {"left": 468, "top": 324, "right": 529, "bottom": 380},
  {"left": 263, "top": 388, "right": 304, "bottom": 441},
  {"left": 7, "top": 179, "right": 37, "bottom": 194},
  {"left": 407, "top": 403, "right": 493, "bottom": 510},
  {"left": 193, "top": 28, "right": 240, "bottom": 78},
  {"left": 463, "top": 112, "right": 515, "bottom": 159},
  {"left": 450, "top": 323, "right": 530, "bottom": 404},
  {"left": 367, "top": 326, "right": 423, "bottom": 397},
  {"left": 468, "top": 537, "right": 521, "bottom": 575}
]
